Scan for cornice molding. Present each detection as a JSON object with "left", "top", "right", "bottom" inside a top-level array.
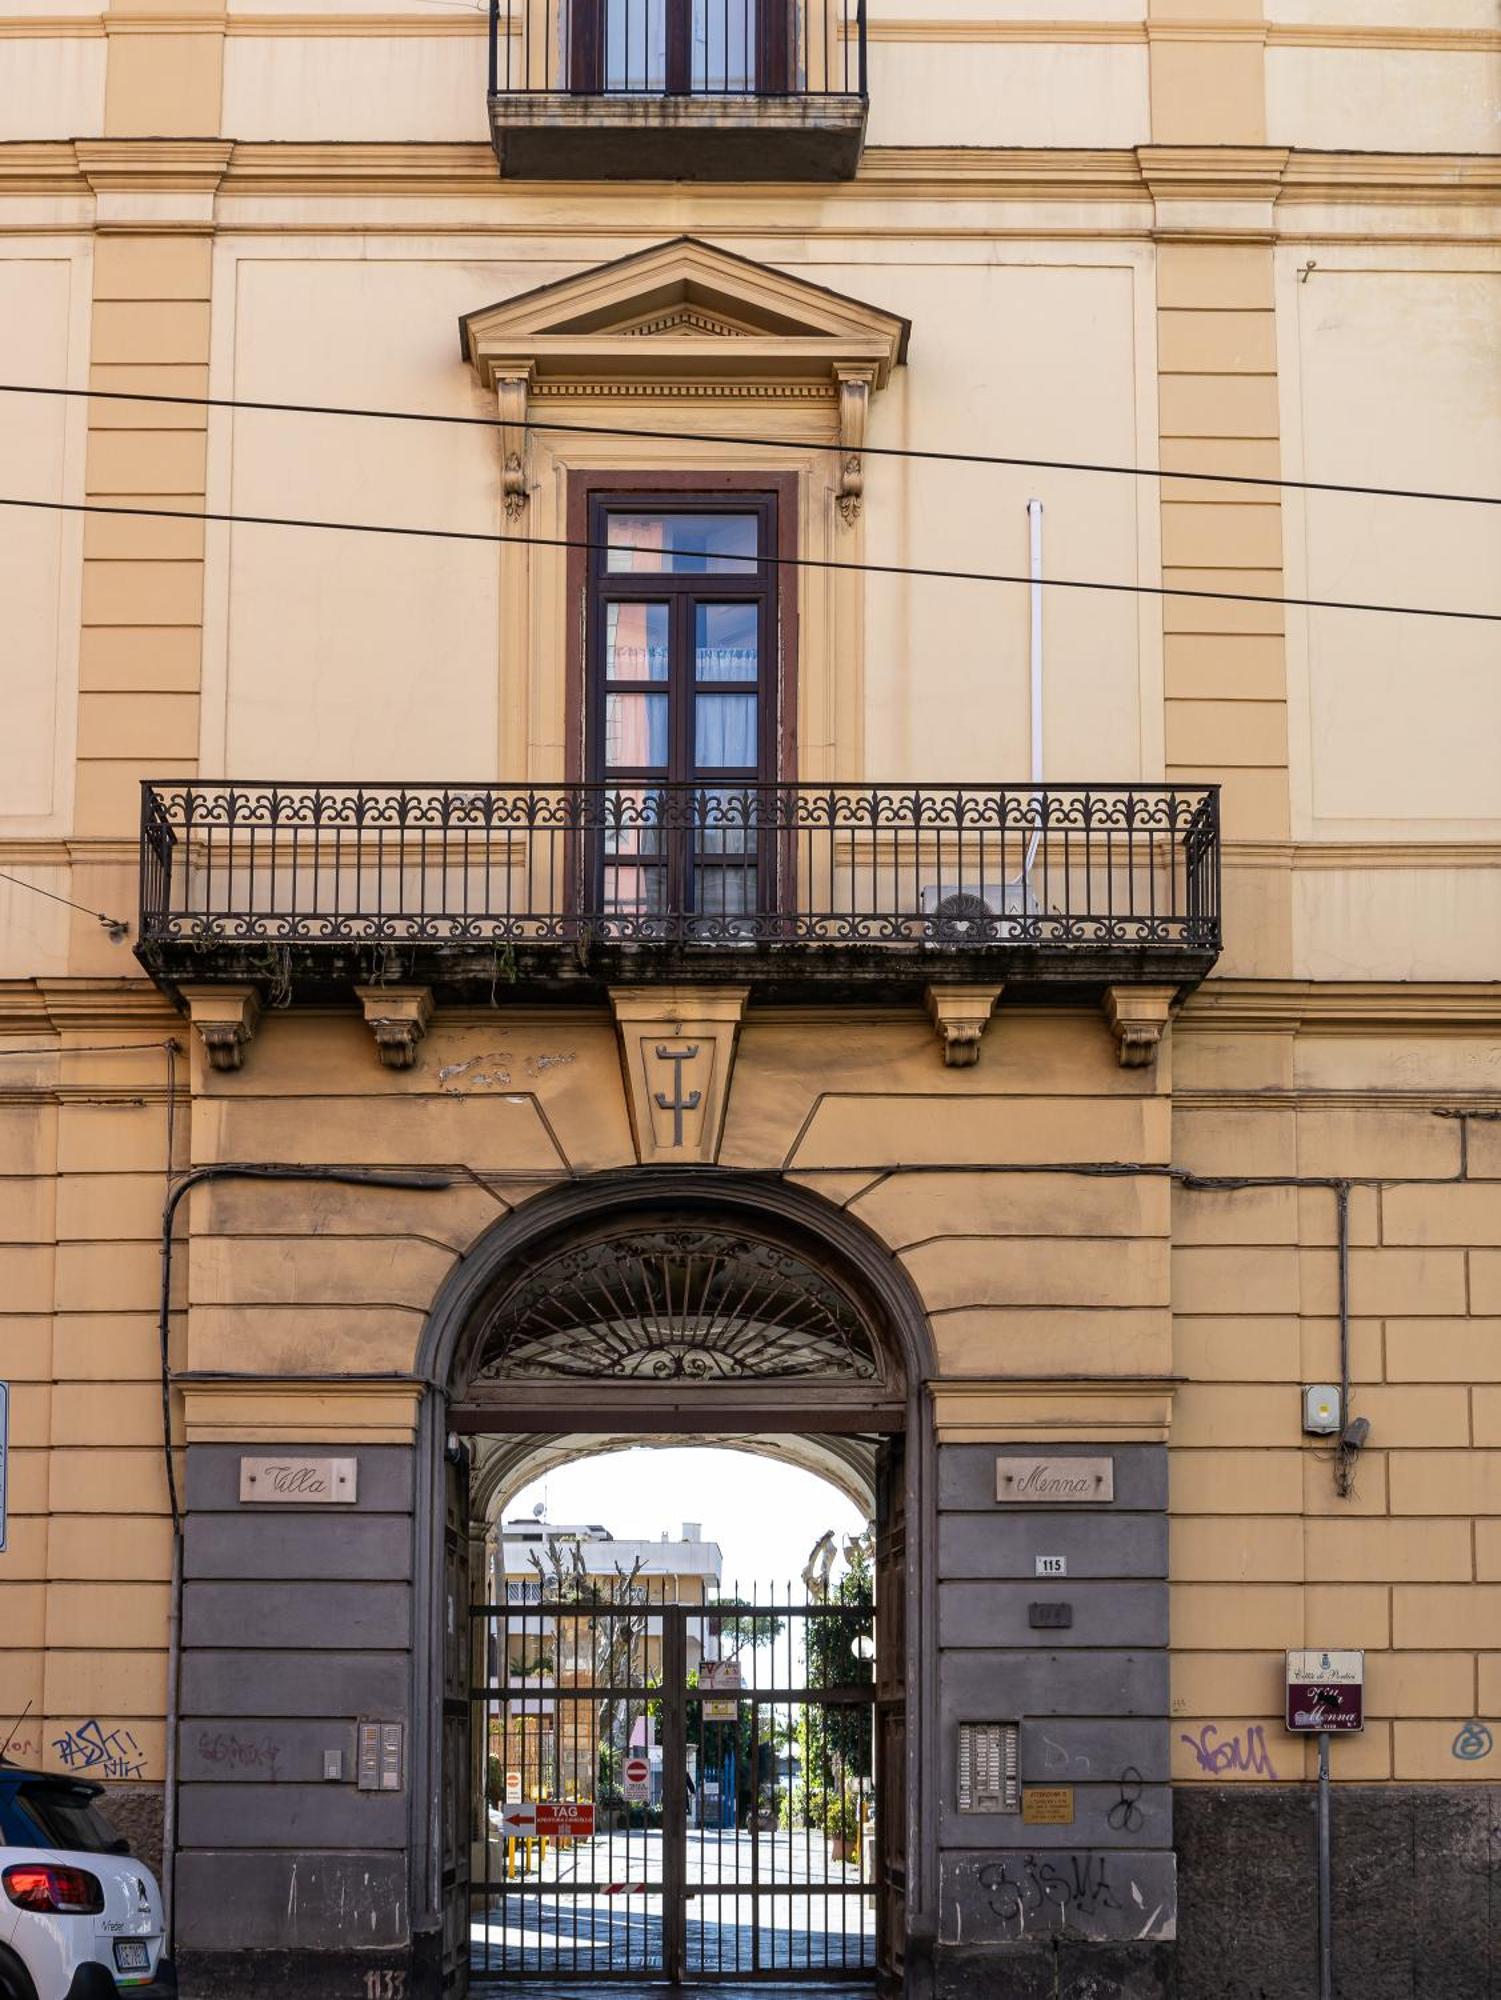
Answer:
[
  {"left": 0, "top": 141, "right": 1496, "bottom": 211},
  {"left": 8, "top": 13, "right": 1480, "bottom": 51},
  {"left": 1227, "top": 840, "right": 1501, "bottom": 872},
  {"left": 74, "top": 137, "right": 233, "bottom": 195},
  {"left": 0, "top": 978, "right": 179, "bottom": 1040},
  {"left": 1179, "top": 980, "right": 1501, "bottom": 1037},
  {"left": 0, "top": 15, "right": 105, "bottom": 33}
]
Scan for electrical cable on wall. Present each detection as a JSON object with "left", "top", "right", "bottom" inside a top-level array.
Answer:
[
  {"left": 0, "top": 867, "right": 129, "bottom": 940},
  {"left": 3, "top": 379, "right": 1498, "bottom": 507},
  {"left": 0, "top": 493, "right": 1495, "bottom": 623}
]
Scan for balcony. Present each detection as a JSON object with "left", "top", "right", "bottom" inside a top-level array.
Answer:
[
  {"left": 137, "top": 781, "right": 1221, "bottom": 1006},
  {"left": 485, "top": 0, "right": 867, "bottom": 180}
]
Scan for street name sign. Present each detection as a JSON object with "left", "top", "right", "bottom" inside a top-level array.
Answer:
[{"left": 1286, "top": 1649, "right": 1364, "bottom": 1732}]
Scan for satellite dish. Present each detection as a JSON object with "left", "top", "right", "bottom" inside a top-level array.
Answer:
[{"left": 532, "top": 1501, "right": 545, "bottom": 1519}]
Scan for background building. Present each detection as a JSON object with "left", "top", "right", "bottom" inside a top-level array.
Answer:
[{"left": 0, "top": 0, "right": 1499, "bottom": 1994}]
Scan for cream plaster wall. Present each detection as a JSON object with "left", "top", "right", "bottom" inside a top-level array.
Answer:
[
  {"left": 0, "top": 34, "right": 106, "bottom": 142},
  {"left": 221, "top": 33, "right": 491, "bottom": 142},
  {"left": 865, "top": 42, "right": 1149, "bottom": 147},
  {"left": 213, "top": 254, "right": 502, "bottom": 780},
  {"left": 205, "top": 240, "right": 1156, "bottom": 790},
  {"left": 0, "top": 254, "right": 87, "bottom": 838},
  {"left": 1267, "top": 0, "right": 1497, "bottom": 21},
  {"left": 853, "top": 255, "right": 1153, "bottom": 783},
  {"left": 1266, "top": 48, "right": 1501, "bottom": 154},
  {"left": 1279, "top": 260, "right": 1501, "bottom": 842}
]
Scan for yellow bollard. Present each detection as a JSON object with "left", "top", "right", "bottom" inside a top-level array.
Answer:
[{"left": 507, "top": 1837, "right": 517, "bottom": 1881}]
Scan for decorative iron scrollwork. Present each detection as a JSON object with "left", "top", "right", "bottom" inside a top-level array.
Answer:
[{"left": 473, "top": 1227, "right": 882, "bottom": 1384}]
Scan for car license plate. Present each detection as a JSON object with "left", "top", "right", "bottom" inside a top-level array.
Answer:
[{"left": 114, "top": 1940, "right": 151, "bottom": 1973}]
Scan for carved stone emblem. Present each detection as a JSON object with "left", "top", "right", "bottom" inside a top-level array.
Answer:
[{"left": 609, "top": 986, "right": 748, "bottom": 1164}]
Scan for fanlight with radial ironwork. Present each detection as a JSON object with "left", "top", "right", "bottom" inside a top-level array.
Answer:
[{"left": 472, "top": 1228, "right": 882, "bottom": 1384}]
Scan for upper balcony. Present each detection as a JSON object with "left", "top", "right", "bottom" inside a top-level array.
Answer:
[
  {"left": 485, "top": 0, "right": 867, "bottom": 179},
  {"left": 137, "top": 780, "right": 1221, "bottom": 1008}
]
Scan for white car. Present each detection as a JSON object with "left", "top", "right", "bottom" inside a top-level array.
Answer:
[{"left": 0, "top": 1764, "right": 175, "bottom": 2000}]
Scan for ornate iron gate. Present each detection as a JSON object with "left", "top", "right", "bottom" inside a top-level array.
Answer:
[{"left": 469, "top": 1578, "right": 881, "bottom": 1983}]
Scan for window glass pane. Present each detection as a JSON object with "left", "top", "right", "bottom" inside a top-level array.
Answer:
[
  {"left": 695, "top": 786, "right": 755, "bottom": 853},
  {"left": 606, "top": 513, "right": 758, "bottom": 575},
  {"left": 695, "top": 866, "right": 756, "bottom": 914},
  {"left": 694, "top": 603, "right": 758, "bottom": 681},
  {"left": 692, "top": 0, "right": 752, "bottom": 89},
  {"left": 604, "top": 865, "right": 666, "bottom": 916},
  {"left": 604, "top": 0, "right": 666, "bottom": 89},
  {"left": 15, "top": 1787, "right": 127, "bottom": 1856},
  {"left": 606, "top": 692, "right": 668, "bottom": 769},
  {"left": 604, "top": 787, "right": 664, "bottom": 855},
  {"left": 606, "top": 602, "right": 669, "bottom": 681},
  {"left": 695, "top": 693, "right": 758, "bottom": 768}
]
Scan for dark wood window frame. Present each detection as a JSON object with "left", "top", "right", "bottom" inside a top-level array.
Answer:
[
  {"left": 565, "top": 469, "right": 799, "bottom": 790},
  {"left": 566, "top": 0, "right": 791, "bottom": 95}
]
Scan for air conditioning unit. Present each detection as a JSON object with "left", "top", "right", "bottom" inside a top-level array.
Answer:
[{"left": 918, "top": 879, "right": 1041, "bottom": 944}]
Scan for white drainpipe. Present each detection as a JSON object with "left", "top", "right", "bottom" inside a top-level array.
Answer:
[{"left": 1024, "top": 498, "right": 1044, "bottom": 884}]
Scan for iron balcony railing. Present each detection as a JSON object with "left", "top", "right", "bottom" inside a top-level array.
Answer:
[
  {"left": 138, "top": 781, "right": 1220, "bottom": 993},
  {"left": 487, "top": 0, "right": 866, "bottom": 99}
]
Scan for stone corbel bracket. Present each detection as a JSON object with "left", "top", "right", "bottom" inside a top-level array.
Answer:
[
  {"left": 926, "top": 984, "right": 1003, "bottom": 1067},
  {"left": 494, "top": 363, "right": 535, "bottom": 520},
  {"left": 1102, "top": 985, "right": 1177, "bottom": 1068},
  {"left": 836, "top": 365, "right": 878, "bottom": 526},
  {"left": 179, "top": 985, "right": 261, "bottom": 1073},
  {"left": 354, "top": 986, "right": 434, "bottom": 1070}
]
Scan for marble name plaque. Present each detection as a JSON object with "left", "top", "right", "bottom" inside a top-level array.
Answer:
[{"left": 995, "top": 1456, "right": 1114, "bottom": 1504}]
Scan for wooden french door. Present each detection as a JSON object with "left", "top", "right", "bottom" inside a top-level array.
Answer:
[
  {"left": 587, "top": 494, "right": 778, "bottom": 939},
  {"left": 568, "top": 0, "right": 789, "bottom": 93}
]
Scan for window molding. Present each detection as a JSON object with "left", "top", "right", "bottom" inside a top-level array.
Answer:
[{"left": 459, "top": 236, "right": 907, "bottom": 525}]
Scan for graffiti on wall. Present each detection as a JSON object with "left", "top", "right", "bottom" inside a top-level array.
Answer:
[
  {"left": 1453, "top": 1720, "right": 1494, "bottom": 1762},
  {"left": 51, "top": 1720, "right": 148, "bottom": 1780},
  {"left": 1179, "top": 1723, "right": 1278, "bottom": 1779}
]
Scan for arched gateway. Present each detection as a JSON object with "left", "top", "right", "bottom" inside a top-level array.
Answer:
[{"left": 412, "top": 1172, "right": 936, "bottom": 1996}]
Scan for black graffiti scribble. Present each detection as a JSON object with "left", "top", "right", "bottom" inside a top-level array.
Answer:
[
  {"left": 977, "top": 1853, "right": 1125, "bottom": 1936},
  {"left": 1108, "top": 1765, "right": 1145, "bottom": 1832}
]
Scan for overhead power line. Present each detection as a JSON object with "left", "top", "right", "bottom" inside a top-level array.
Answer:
[
  {"left": 0, "top": 867, "right": 129, "bottom": 941},
  {"left": 1, "top": 492, "right": 1496, "bottom": 623},
  {"left": 3, "top": 380, "right": 1499, "bottom": 510}
]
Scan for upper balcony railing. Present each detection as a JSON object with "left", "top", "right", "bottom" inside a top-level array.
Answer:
[
  {"left": 486, "top": 0, "right": 868, "bottom": 178},
  {"left": 138, "top": 781, "right": 1220, "bottom": 1003}
]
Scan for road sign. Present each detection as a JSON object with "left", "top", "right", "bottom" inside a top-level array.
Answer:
[
  {"left": 1286, "top": 1649, "right": 1364, "bottom": 1732},
  {"left": 0, "top": 1382, "right": 7, "bottom": 1554},
  {"left": 498, "top": 1800, "right": 596, "bottom": 1837},
  {"left": 505, "top": 1768, "right": 523, "bottom": 1803},
  {"left": 622, "top": 1756, "right": 650, "bottom": 1802}
]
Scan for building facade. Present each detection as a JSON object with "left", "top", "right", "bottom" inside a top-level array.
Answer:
[{"left": 0, "top": 0, "right": 1499, "bottom": 1993}]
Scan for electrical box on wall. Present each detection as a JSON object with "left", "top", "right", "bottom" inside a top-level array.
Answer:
[
  {"left": 1303, "top": 1384, "right": 1343, "bottom": 1435},
  {"left": 956, "top": 1721, "right": 1019, "bottom": 1814}
]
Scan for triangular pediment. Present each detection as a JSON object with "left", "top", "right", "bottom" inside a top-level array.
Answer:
[{"left": 460, "top": 235, "right": 909, "bottom": 393}]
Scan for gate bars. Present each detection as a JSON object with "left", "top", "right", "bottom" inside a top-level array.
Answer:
[{"left": 470, "top": 1577, "right": 878, "bottom": 1982}]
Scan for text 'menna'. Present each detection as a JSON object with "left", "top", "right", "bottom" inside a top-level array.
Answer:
[
  {"left": 995, "top": 1456, "right": 1114, "bottom": 1503},
  {"left": 240, "top": 1456, "right": 359, "bottom": 1503}
]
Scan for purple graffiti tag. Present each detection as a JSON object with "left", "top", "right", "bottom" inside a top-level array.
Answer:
[{"left": 1180, "top": 1723, "right": 1278, "bottom": 1780}]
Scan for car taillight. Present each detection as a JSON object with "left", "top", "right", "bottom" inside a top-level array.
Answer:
[{"left": 2, "top": 1863, "right": 105, "bottom": 1914}]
